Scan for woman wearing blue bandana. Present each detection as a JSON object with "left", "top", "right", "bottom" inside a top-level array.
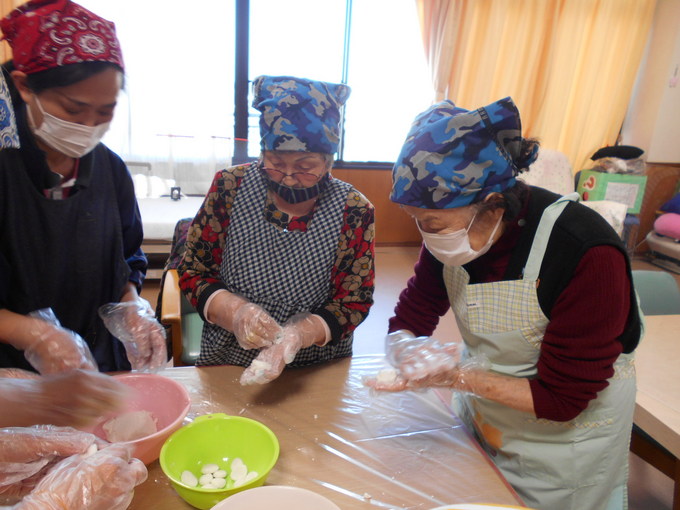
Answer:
[
  {"left": 369, "top": 98, "right": 642, "bottom": 510},
  {"left": 178, "top": 75, "right": 375, "bottom": 385}
]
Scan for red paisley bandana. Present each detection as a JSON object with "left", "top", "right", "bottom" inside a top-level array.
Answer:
[{"left": 0, "top": 0, "right": 124, "bottom": 74}]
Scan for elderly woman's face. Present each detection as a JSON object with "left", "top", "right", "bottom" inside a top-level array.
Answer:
[
  {"left": 402, "top": 204, "right": 476, "bottom": 234},
  {"left": 402, "top": 201, "right": 505, "bottom": 252},
  {"left": 261, "top": 151, "right": 330, "bottom": 188}
]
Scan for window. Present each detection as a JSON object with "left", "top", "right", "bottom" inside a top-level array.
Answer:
[
  {"left": 79, "top": 0, "right": 235, "bottom": 194},
  {"left": 80, "top": 0, "right": 431, "bottom": 193},
  {"left": 248, "top": 0, "right": 432, "bottom": 164}
]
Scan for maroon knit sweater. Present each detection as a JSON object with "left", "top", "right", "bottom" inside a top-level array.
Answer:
[{"left": 389, "top": 204, "right": 630, "bottom": 422}]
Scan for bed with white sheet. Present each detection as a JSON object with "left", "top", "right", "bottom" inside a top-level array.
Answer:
[{"left": 137, "top": 196, "right": 204, "bottom": 279}]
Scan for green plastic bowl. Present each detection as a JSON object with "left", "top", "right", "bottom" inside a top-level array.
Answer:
[{"left": 159, "top": 413, "right": 280, "bottom": 509}]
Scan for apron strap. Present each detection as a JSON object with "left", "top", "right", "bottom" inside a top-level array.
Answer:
[{"left": 523, "top": 192, "right": 580, "bottom": 281}]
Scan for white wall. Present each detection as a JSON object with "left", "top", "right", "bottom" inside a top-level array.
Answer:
[{"left": 621, "top": 0, "right": 680, "bottom": 163}]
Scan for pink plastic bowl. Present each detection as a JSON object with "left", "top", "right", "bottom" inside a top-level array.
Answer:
[{"left": 84, "top": 373, "right": 191, "bottom": 465}]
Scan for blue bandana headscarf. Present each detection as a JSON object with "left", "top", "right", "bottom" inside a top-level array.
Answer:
[
  {"left": 252, "top": 75, "right": 351, "bottom": 155},
  {"left": 390, "top": 97, "right": 536, "bottom": 209}
]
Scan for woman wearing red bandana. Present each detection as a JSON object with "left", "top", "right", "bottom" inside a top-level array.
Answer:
[
  {"left": 0, "top": 2, "right": 156, "bottom": 508},
  {"left": 0, "top": 0, "right": 167, "bottom": 374}
]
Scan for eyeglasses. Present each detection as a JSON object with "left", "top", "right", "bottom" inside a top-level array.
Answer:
[{"left": 259, "top": 163, "right": 323, "bottom": 185}]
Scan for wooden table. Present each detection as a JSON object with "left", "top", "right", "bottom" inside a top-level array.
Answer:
[
  {"left": 631, "top": 314, "right": 680, "bottom": 510},
  {"left": 131, "top": 356, "right": 524, "bottom": 509}
]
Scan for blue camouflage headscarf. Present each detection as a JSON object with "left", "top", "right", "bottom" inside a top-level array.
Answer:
[
  {"left": 252, "top": 75, "right": 351, "bottom": 155},
  {"left": 390, "top": 97, "right": 536, "bottom": 209}
]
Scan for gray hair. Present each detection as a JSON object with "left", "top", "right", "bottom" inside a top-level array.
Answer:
[{"left": 260, "top": 150, "right": 334, "bottom": 170}]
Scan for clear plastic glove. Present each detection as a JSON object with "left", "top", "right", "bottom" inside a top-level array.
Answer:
[
  {"left": 239, "top": 343, "right": 287, "bottom": 386},
  {"left": 0, "top": 426, "right": 97, "bottom": 499},
  {"left": 0, "top": 369, "right": 36, "bottom": 380},
  {"left": 240, "top": 313, "right": 324, "bottom": 385},
  {"left": 231, "top": 299, "right": 282, "bottom": 350},
  {"left": 365, "top": 332, "right": 476, "bottom": 392},
  {"left": 386, "top": 330, "right": 461, "bottom": 380},
  {"left": 98, "top": 297, "right": 167, "bottom": 372},
  {"left": 0, "top": 370, "right": 128, "bottom": 428},
  {"left": 15, "top": 443, "right": 147, "bottom": 510},
  {"left": 384, "top": 329, "right": 418, "bottom": 367},
  {"left": 23, "top": 309, "right": 97, "bottom": 375}
]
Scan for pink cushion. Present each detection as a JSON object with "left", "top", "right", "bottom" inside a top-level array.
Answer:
[{"left": 654, "top": 213, "right": 680, "bottom": 240}]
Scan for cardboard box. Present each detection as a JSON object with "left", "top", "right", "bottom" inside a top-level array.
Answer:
[{"left": 576, "top": 170, "right": 648, "bottom": 214}]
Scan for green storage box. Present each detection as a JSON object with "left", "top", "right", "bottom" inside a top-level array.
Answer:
[{"left": 576, "top": 169, "right": 647, "bottom": 214}]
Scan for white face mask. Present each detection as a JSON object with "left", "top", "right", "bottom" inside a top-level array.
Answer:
[
  {"left": 418, "top": 211, "right": 502, "bottom": 266},
  {"left": 28, "top": 95, "right": 110, "bottom": 158}
]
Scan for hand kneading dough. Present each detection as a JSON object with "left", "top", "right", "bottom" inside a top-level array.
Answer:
[{"left": 103, "top": 410, "right": 158, "bottom": 442}]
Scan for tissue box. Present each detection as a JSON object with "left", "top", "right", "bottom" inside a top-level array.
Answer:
[{"left": 576, "top": 170, "right": 647, "bottom": 214}]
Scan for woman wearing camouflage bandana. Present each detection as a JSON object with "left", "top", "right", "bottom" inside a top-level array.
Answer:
[
  {"left": 369, "top": 98, "right": 642, "bottom": 510},
  {"left": 178, "top": 75, "right": 375, "bottom": 385}
]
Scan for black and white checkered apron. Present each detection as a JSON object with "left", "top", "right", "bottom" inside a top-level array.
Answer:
[{"left": 197, "top": 166, "right": 352, "bottom": 366}]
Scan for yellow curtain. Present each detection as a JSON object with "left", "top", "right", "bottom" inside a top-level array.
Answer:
[
  {"left": 0, "top": 0, "right": 21, "bottom": 63},
  {"left": 416, "top": 0, "right": 657, "bottom": 173}
]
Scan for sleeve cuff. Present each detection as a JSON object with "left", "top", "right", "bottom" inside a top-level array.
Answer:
[
  {"left": 128, "top": 269, "right": 145, "bottom": 292},
  {"left": 312, "top": 314, "right": 332, "bottom": 346},
  {"left": 196, "top": 282, "right": 229, "bottom": 321},
  {"left": 312, "top": 307, "right": 343, "bottom": 346},
  {"left": 203, "top": 289, "right": 229, "bottom": 324}
]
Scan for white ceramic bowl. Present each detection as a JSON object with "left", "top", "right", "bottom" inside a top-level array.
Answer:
[{"left": 210, "top": 485, "right": 340, "bottom": 510}]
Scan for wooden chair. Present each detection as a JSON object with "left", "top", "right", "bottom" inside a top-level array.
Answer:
[
  {"left": 160, "top": 269, "right": 202, "bottom": 366},
  {"left": 156, "top": 218, "right": 203, "bottom": 366}
]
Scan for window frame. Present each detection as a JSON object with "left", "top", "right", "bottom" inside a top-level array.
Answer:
[{"left": 232, "top": 0, "right": 393, "bottom": 170}]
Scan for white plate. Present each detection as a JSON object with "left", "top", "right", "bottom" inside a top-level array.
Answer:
[{"left": 211, "top": 485, "right": 341, "bottom": 510}]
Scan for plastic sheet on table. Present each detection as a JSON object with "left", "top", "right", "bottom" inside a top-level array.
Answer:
[{"left": 130, "top": 356, "right": 522, "bottom": 509}]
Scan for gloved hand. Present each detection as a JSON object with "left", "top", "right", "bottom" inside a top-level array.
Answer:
[
  {"left": 239, "top": 343, "right": 287, "bottom": 386},
  {"left": 15, "top": 443, "right": 147, "bottom": 510},
  {"left": 386, "top": 330, "right": 461, "bottom": 380},
  {"left": 230, "top": 298, "right": 282, "bottom": 350},
  {"left": 98, "top": 297, "right": 167, "bottom": 372},
  {"left": 240, "top": 313, "right": 325, "bottom": 385},
  {"left": 365, "top": 332, "right": 467, "bottom": 391},
  {"left": 0, "top": 426, "right": 97, "bottom": 499},
  {"left": 0, "top": 368, "right": 37, "bottom": 379},
  {"left": 0, "top": 370, "right": 128, "bottom": 428},
  {"left": 23, "top": 309, "right": 97, "bottom": 375}
]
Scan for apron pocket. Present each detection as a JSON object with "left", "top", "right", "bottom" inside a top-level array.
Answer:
[{"left": 518, "top": 417, "right": 612, "bottom": 489}]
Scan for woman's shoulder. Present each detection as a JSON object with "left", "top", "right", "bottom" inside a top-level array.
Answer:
[
  {"left": 94, "top": 144, "right": 133, "bottom": 181},
  {"left": 346, "top": 188, "right": 373, "bottom": 211},
  {"left": 211, "top": 162, "right": 252, "bottom": 189},
  {"left": 331, "top": 179, "right": 373, "bottom": 211},
  {"left": 97, "top": 143, "right": 125, "bottom": 164},
  {"left": 92, "top": 145, "right": 131, "bottom": 185},
  {"left": 223, "top": 162, "right": 252, "bottom": 177},
  {"left": 526, "top": 186, "right": 620, "bottom": 244}
]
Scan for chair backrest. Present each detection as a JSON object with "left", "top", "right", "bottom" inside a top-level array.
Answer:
[
  {"left": 632, "top": 270, "right": 680, "bottom": 315},
  {"left": 157, "top": 218, "right": 202, "bottom": 366}
]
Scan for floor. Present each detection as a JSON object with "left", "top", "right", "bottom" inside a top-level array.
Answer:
[{"left": 141, "top": 246, "right": 678, "bottom": 509}]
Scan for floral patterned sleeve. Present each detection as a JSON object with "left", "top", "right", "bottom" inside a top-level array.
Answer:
[
  {"left": 313, "top": 189, "right": 375, "bottom": 344},
  {"left": 177, "top": 165, "right": 248, "bottom": 316}
]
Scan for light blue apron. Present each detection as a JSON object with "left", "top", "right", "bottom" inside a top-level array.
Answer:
[{"left": 443, "top": 193, "right": 638, "bottom": 510}]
